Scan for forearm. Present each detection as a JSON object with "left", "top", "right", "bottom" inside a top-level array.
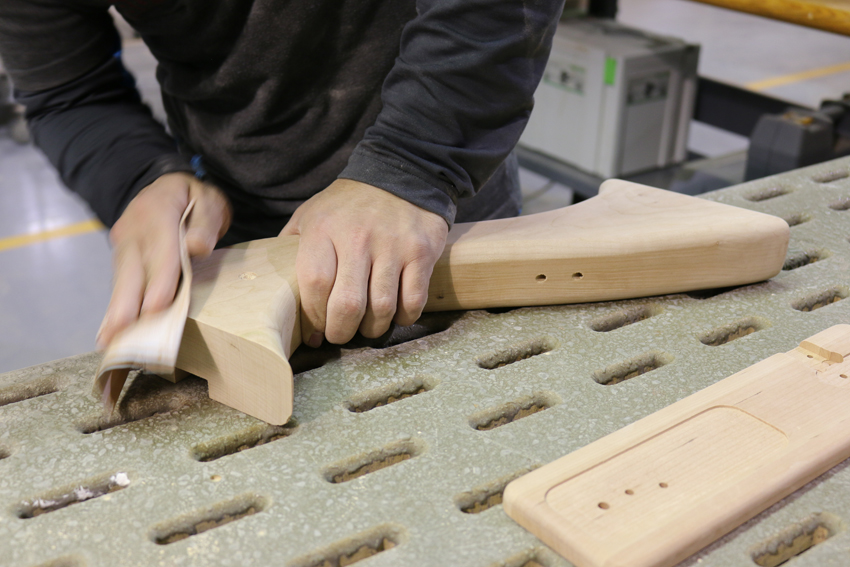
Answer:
[
  {"left": 340, "top": 0, "right": 564, "bottom": 225},
  {"left": 17, "top": 55, "right": 193, "bottom": 226}
]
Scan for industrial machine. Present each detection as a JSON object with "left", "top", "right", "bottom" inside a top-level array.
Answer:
[{"left": 520, "top": 17, "right": 699, "bottom": 178}]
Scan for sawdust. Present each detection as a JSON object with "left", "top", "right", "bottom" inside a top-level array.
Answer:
[
  {"left": 156, "top": 506, "right": 258, "bottom": 544},
  {"left": 332, "top": 453, "right": 411, "bottom": 483},
  {"left": 461, "top": 492, "right": 503, "bottom": 514},
  {"left": 311, "top": 538, "right": 396, "bottom": 567},
  {"left": 476, "top": 403, "right": 547, "bottom": 431},
  {"left": 348, "top": 387, "right": 428, "bottom": 413},
  {"left": 753, "top": 524, "right": 830, "bottom": 567}
]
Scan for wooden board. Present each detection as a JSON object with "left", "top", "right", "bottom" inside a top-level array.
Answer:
[
  {"left": 95, "top": 180, "right": 790, "bottom": 425},
  {"left": 503, "top": 325, "right": 850, "bottom": 567},
  {"left": 689, "top": 0, "right": 850, "bottom": 36}
]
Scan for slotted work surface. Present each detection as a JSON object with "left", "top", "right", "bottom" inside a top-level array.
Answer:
[{"left": 4, "top": 158, "right": 850, "bottom": 567}]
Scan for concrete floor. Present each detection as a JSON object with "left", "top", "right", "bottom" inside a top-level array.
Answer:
[{"left": 1, "top": 0, "right": 849, "bottom": 373}]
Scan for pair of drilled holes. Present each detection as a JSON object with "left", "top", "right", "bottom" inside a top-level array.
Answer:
[
  {"left": 534, "top": 272, "right": 582, "bottom": 283},
  {"left": 597, "top": 482, "right": 668, "bottom": 510}
]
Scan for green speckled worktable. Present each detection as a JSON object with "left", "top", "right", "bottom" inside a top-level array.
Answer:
[{"left": 4, "top": 157, "right": 850, "bottom": 567}]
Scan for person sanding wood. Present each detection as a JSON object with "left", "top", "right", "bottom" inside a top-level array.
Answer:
[{"left": 0, "top": 0, "right": 563, "bottom": 350}]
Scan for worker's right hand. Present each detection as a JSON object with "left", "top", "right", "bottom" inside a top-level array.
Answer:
[{"left": 95, "top": 172, "right": 232, "bottom": 350}]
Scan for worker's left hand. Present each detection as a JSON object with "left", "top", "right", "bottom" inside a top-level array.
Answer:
[{"left": 280, "top": 179, "right": 448, "bottom": 347}]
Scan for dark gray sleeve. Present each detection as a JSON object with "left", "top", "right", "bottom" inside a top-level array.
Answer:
[
  {"left": 339, "top": 0, "right": 564, "bottom": 225},
  {"left": 0, "top": 0, "right": 193, "bottom": 226}
]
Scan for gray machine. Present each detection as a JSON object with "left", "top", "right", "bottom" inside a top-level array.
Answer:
[
  {"left": 746, "top": 96, "right": 850, "bottom": 180},
  {"left": 520, "top": 18, "right": 700, "bottom": 178}
]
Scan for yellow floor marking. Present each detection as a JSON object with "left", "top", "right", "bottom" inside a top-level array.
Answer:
[
  {"left": 745, "top": 61, "right": 850, "bottom": 91},
  {"left": 0, "top": 218, "right": 105, "bottom": 253}
]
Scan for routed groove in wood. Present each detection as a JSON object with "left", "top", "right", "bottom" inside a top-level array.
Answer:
[
  {"left": 17, "top": 472, "right": 130, "bottom": 519},
  {"left": 745, "top": 186, "right": 791, "bottom": 202},
  {"left": 751, "top": 514, "right": 839, "bottom": 567},
  {"left": 792, "top": 287, "right": 849, "bottom": 312},
  {"left": 288, "top": 524, "right": 405, "bottom": 567},
  {"left": 589, "top": 305, "right": 661, "bottom": 332},
  {"left": 150, "top": 494, "right": 266, "bottom": 545},
  {"left": 191, "top": 423, "right": 298, "bottom": 462},
  {"left": 323, "top": 440, "right": 423, "bottom": 484},
  {"left": 469, "top": 393, "right": 560, "bottom": 431},
  {"left": 699, "top": 317, "right": 769, "bottom": 347},
  {"left": 345, "top": 376, "right": 438, "bottom": 413},
  {"left": 783, "top": 249, "right": 827, "bottom": 271},
  {"left": 0, "top": 377, "right": 58, "bottom": 408},
  {"left": 477, "top": 337, "right": 557, "bottom": 370},
  {"left": 593, "top": 351, "right": 673, "bottom": 385}
]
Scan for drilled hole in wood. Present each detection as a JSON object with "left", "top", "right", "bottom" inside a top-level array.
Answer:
[
  {"left": 572, "top": 272, "right": 583, "bottom": 280},
  {"left": 77, "top": 374, "right": 206, "bottom": 433},
  {"left": 324, "top": 439, "right": 423, "bottom": 484},
  {"left": 783, "top": 249, "right": 828, "bottom": 271},
  {"left": 829, "top": 197, "right": 850, "bottom": 211},
  {"left": 699, "top": 317, "right": 769, "bottom": 347},
  {"left": 589, "top": 304, "right": 662, "bottom": 332},
  {"left": 289, "top": 524, "right": 406, "bottom": 567},
  {"left": 751, "top": 514, "right": 840, "bottom": 567},
  {"left": 812, "top": 170, "right": 849, "bottom": 184},
  {"left": 150, "top": 493, "right": 266, "bottom": 545},
  {"left": 745, "top": 186, "right": 791, "bottom": 202},
  {"left": 535, "top": 274, "right": 547, "bottom": 282},
  {"left": 345, "top": 375, "right": 438, "bottom": 413},
  {"left": 792, "top": 287, "right": 849, "bottom": 312},
  {"left": 191, "top": 422, "right": 298, "bottom": 462},
  {"left": 17, "top": 472, "right": 130, "bottom": 519},
  {"left": 477, "top": 336, "right": 557, "bottom": 370},
  {"left": 598, "top": 502, "right": 610, "bottom": 510},
  {"left": 455, "top": 466, "right": 539, "bottom": 514},
  {"left": 469, "top": 392, "right": 560, "bottom": 431},
  {"left": 782, "top": 212, "right": 811, "bottom": 227},
  {"left": 0, "top": 377, "right": 59, "bottom": 408},
  {"left": 593, "top": 351, "right": 673, "bottom": 385}
]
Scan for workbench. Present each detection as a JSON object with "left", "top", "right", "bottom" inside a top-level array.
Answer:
[{"left": 3, "top": 156, "right": 850, "bottom": 567}]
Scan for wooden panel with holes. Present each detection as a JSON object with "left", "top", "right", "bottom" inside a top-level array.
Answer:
[{"left": 504, "top": 324, "right": 850, "bottom": 567}]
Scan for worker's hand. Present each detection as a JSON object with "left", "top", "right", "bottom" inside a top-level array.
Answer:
[
  {"left": 96, "top": 172, "right": 232, "bottom": 350},
  {"left": 281, "top": 179, "right": 448, "bottom": 347}
]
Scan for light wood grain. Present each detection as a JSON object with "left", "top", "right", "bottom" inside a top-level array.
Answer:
[
  {"left": 95, "top": 180, "right": 790, "bottom": 425},
  {"left": 503, "top": 324, "right": 850, "bottom": 567},
  {"left": 689, "top": 0, "right": 850, "bottom": 36}
]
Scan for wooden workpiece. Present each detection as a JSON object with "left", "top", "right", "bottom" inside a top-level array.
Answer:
[
  {"left": 94, "top": 180, "right": 790, "bottom": 424},
  {"left": 504, "top": 324, "right": 850, "bottom": 567},
  {"left": 689, "top": 0, "right": 850, "bottom": 36}
]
